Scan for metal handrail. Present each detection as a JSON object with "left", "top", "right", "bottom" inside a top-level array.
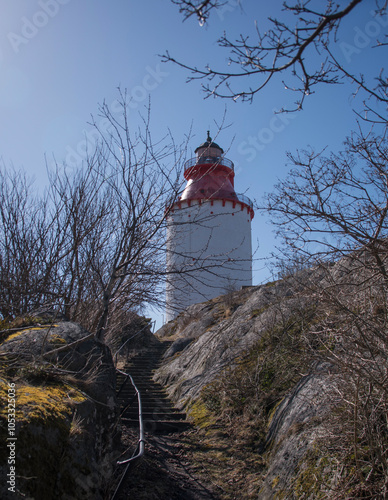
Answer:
[
  {"left": 110, "top": 320, "right": 155, "bottom": 498},
  {"left": 116, "top": 370, "right": 145, "bottom": 465},
  {"left": 111, "top": 369, "right": 145, "bottom": 499},
  {"left": 184, "top": 156, "right": 234, "bottom": 171}
]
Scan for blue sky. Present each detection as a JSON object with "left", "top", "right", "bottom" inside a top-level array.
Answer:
[{"left": 0, "top": 0, "right": 386, "bottom": 323}]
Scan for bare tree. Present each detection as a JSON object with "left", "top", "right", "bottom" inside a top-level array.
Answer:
[
  {"left": 262, "top": 131, "right": 388, "bottom": 496},
  {"left": 53, "top": 94, "right": 189, "bottom": 340},
  {"left": 263, "top": 128, "right": 388, "bottom": 374},
  {"left": 165, "top": 0, "right": 387, "bottom": 112},
  {"left": 0, "top": 165, "right": 65, "bottom": 318},
  {"left": 265, "top": 131, "right": 388, "bottom": 266},
  {"left": 0, "top": 92, "right": 187, "bottom": 342}
]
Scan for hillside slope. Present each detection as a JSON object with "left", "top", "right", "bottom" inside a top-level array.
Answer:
[{"left": 154, "top": 263, "right": 387, "bottom": 498}]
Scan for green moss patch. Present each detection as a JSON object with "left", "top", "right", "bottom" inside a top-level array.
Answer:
[
  {"left": 0, "top": 379, "right": 85, "bottom": 427},
  {"left": 187, "top": 399, "right": 217, "bottom": 429},
  {"left": 48, "top": 333, "right": 67, "bottom": 345},
  {"left": 4, "top": 326, "right": 52, "bottom": 343},
  {"left": 0, "top": 377, "right": 88, "bottom": 498},
  {"left": 15, "top": 383, "right": 85, "bottom": 422}
]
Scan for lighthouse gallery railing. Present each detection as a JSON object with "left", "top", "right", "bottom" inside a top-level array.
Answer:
[{"left": 184, "top": 156, "right": 234, "bottom": 171}]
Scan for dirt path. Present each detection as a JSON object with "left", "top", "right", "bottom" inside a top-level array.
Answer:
[{"left": 113, "top": 427, "right": 222, "bottom": 500}]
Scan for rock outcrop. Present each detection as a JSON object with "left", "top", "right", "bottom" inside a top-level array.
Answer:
[
  {"left": 0, "top": 318, "right": 118, "bottom": 500},
  {"left": 155, "top": 279, "right": 311, "bottom": 407},
  {"left": 154, "top": 273, "right": 342, "bottom": 498}
]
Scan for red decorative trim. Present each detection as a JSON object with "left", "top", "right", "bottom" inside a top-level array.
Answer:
[{"left": 168, "top": 197, "right": 255, "bottom": 220}]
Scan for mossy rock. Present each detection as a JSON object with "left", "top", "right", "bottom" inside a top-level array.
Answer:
[{"left": 0, "top": 321, "right": 118, "bottom": 500}]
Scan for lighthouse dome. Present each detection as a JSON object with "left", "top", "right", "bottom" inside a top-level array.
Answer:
[
  {"left": 194, "top": 131, "right": 224, "bottom": 160},
  {"left": 194, "top": 131, "right": 224, "bottom": 155}
]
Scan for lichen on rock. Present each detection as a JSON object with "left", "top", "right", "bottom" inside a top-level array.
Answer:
[{"left": 0, "top": 319, "right": 119, "bottom": 500}]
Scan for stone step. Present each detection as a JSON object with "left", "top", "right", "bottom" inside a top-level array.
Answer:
[
  {"left": 120, "top": 389, "right": 167, "bottom": 397},
  {"left": 127, "top": 385, "right": 166, "bottom": 392},
  {"left": 121, "top": 418, "right": 192, "bottom": 434},
  {"left": 118, "top": 380, "right": 165, "bottom": 387},
  {"left": 122, "top": 411, "right": 186, "bottom": 421},
  {"left": 122, "top": 405, "right": 182, "bottom": 414},
  {"left": 116, "top": 341, "right": 187, "bottom": 435},
  {"left": 119, "top": 394, "right": 169, "bottom": 403},
  {"left": 120, "top": 360, "right": 159, "bottom": 367},
  {"left": 120, "top": 383, "right": 166, "bottom": 390},
  {"left": 119, "top": 400, "right": 179, "bottom": 410},
  {"left": 119, "top": 395, "right": 170, "bottom": 404},
  {"left": 123, "top": 401, "right": 180, "bottom": 410}
]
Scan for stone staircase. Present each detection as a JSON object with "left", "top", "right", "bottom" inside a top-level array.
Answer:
[{"left": 116, "top": 340, "right": 191, "bottom": 434}]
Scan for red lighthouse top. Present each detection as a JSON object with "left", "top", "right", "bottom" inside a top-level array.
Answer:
[{"left": 180, "top": 132, "right": 239, "bottom": 202}]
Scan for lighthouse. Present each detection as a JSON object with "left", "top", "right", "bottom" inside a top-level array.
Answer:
[{"left": 166, "top": 132, "right": 254, "bottom": 321}]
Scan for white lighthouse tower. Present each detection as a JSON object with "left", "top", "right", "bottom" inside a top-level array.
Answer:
[{"left": 166, "top": 132, "right": 254, "bottom": 321}]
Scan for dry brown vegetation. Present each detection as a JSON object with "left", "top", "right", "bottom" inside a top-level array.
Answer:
[{"left": 183, "top": 256, "right": 388, "bottom": 498}]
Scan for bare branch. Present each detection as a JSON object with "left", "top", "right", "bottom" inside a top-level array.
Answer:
[{"left": 167, "top": 0, "right": 387, "bottom": 113}]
